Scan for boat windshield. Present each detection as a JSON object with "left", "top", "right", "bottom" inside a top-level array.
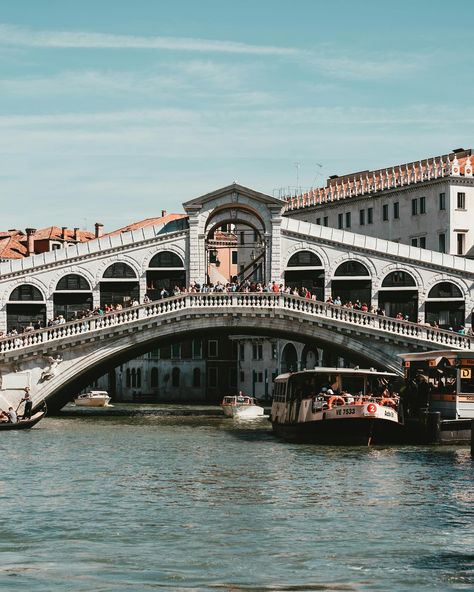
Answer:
[
  {"left": 405, "top": 358, "right": 459, "bottom": 394},
  {"left": 286, "top": 372, "right": 395, "bottom": 401}
]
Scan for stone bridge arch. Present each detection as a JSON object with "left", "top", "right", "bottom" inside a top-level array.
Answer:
[{"left": 1, "top": 293, "right": 471, "bottom": 413}]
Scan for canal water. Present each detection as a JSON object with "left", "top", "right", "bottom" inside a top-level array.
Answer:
[{"left": 1, "top": 415, "right": 473, "bottom": 591}]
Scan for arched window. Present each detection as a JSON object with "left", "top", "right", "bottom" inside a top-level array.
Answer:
[
  {"left": 287, "top": 251, "right": 322, "bottom": 267},
  {"left": 172, "top": 367, "right": 180, "bottom": 387},
  {"left": 428, "top": 282, "right": 463, "bottom": 299},
  {"left": 193, "top": 367, "right": 201, "bottom": 388},
  {"left": 56, "top": 274, "right": 91, "bottom": 291},
  {"left": 150, "top": 367, "right": 159, "bottom": 388},
  {"left": 126, "top": 368, "right": 131, "bottom": 388},
  {"left": 131, "top": 368, "right": 136, "bottom": 388},
  {"left": 149, "top": 252, "right": 184, "bottom": 268},
  {"left": 137, "top": 368, "right": 142, "bottom": 389},
  {"left": 334, "top": 261, "right": 369, "bottom": 276},
  {"left": 9, "top": 285, "right": 44, "bottom": 301},
  {"left": 381, "top": 271, "right": 416, "bottom": 288},
  {"left": 103, "top": 262, "right": 137, "bottom": 278}
]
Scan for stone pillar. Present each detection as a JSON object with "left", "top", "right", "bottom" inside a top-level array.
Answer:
[
  {"left": 269, "top": 216, "right": 282, "bottom": 283},
  {"left": 46, "top": 296, "right": 54, "bottom": 323},
  {"left": 92, "top": 285, "right": 101, "bottom": 309},
  {"left": 188, "top": 218, "right": 204, "bottom": 285}
]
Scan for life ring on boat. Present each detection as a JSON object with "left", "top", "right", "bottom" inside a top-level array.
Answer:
[
  {"left": 328, "top": 396, "right": 345, "bottom": 409},
  {"left": 380, "top": 397, "right": 397, "bottom": 409}
]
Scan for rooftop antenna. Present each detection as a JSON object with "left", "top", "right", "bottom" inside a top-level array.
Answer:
[
  {"left": 294, "top": 162, "right": 301, "bottom": 195},
  {"left": 311, "top": 163, "right": 323, "bottom": 187}
]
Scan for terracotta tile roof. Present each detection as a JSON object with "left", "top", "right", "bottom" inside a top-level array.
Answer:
[
  {"left": 0, "top": 235, "right": 27, "bottom": 259},
  {"left": 32, "top": 226, "right": 95, "bottom": 242},
  {"left": 100, "top": 213, "right": 187, "bottom": 238}
]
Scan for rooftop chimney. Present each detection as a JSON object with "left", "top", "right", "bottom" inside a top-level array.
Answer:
[
  {"left": 73, "top": 227, "right": 79, "bottom": 241},
  {"left": 61, "top": 226, "right": 67, "bottom": 240},
  {"left": 25, "top": 228, "right": 36, "bottom": 256},
  {"left": 161, "top": 210, "right": 167, "bottom": 218},
  {"left": 95, "top": 222, "right": 104, "bottom": 238}
]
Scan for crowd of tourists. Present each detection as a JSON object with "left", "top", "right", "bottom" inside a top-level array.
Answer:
[{"left": 0, "top": 280, "right": 471, "bottom": 338}]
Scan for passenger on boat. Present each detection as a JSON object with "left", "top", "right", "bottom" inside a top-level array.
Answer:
[
  {"left": 342, "top": 389, "right": 354, "bottom": 404},
  {"left": 0, "top": 410, "right": 9, "bottom": 422},
  {"left": 7, "top": 407, "right": 17, "bottom": 423}
]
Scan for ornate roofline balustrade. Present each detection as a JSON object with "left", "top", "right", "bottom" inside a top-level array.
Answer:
[{"left": 283, "top": 153, "right": 474, "bottom": 212}]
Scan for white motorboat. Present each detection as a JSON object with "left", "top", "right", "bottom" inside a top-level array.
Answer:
[
  {"left": 221, "top": 394, "right": 265, "bottom": 419},
  {"left": 74, "top": 390, "right": 111, "bottom": 407}
]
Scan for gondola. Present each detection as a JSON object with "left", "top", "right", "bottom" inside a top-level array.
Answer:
[{"left": 0, "top": 410, "right": 46, "bottom": 430}]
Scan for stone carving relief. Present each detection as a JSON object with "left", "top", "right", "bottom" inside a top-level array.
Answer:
[{"left": 41, "top": 355, "right": 63, "bottom": 381}]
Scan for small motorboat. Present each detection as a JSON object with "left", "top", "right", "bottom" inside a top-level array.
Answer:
[
  {"left": 74, "top": 390, "right": 111, "bottom": 407},
  {"left": 221, "top": 394, "right": 265, "bottom": 419},
  {"left": 0, "top": 410, "right": 46, "bottom": 430}
]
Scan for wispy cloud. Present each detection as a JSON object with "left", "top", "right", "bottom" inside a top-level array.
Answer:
[{"left": 0, "top": 24, "right": 299, "bottom": 57}]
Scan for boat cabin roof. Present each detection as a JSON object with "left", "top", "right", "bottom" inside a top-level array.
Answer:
[
  {"left": 275, "top": 367, "right": 399, "bottom": 382},
  {"left": 399, "top": 350, "right": 474, "bottom": 362}
]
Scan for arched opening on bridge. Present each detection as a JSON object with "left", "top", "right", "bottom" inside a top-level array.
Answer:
[
  {"left": 281, "top": 343, "right": 298, "bottom": 373},
  {"left": 146, "top": 251, "right": 186, "bottom": 300},
  {"left": 7, "top": 284, "right": 46, "bottom": 332},
  {"left": 54, "top": 274, "right": 93, "bottom": 321},
  {"left": 331, "top": 261, "right": 371, "bottom": 305},
  {"left": 378, "top": 271, "right": 418, "bottom": 321},
  {"left": 301, "top": 344, "right": 319, "bottom": 370},
  {"left": 205, "top": 205, "right": 267, "bottom": 286},
  {"left": 425, "top": 282, "right": 465, "bottom": 330},
  {"left": 100, "top": 262, "right": 139, "bottom": 308},
  {"left": 284, "top": 251, "right": 324, "bottom": 300}
]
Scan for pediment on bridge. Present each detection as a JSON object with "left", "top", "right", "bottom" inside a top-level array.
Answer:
[{"left": 183, "top": 183, "right": 285, "bottom": 214}]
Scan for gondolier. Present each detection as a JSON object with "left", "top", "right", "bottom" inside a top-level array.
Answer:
[{"left": 20, "top": 387, "right": 33, "bottom": 420}]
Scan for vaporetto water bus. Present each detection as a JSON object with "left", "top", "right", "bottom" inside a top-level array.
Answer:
[
  {"left": 399, "top": 349, "right": 474, "bottom": 443},
  {"left": 271, "top": 368, "right": 403, "bottom": 445}
]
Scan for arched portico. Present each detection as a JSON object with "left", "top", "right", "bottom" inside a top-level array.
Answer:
[{"left": 183, "top": 183, "right": 285, "bottom": 285}]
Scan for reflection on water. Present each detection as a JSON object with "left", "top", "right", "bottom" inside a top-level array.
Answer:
[{"left": 1, "top": 415, "right": 473, "bottom": 591}]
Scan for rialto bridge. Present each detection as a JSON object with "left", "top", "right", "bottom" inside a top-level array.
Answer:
[{"left": 0, "top": 184, "right": 473, "bottom": 411}]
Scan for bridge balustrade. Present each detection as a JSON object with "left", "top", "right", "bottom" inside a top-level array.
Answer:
[{"left": 0, "top": 293, "right": 471, "bottom": 354}]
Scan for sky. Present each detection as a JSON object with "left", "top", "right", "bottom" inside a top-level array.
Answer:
[{"left": 0, "top": 0, "right": 473, "bottom": 231}]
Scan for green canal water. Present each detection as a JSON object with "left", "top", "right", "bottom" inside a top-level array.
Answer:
[{"left": 1, "top": 415, "right": 473, "bottom": 591}]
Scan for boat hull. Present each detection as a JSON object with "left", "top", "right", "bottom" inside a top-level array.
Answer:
[
  {"left": 222, "top": 405, "right": 264, "bottom": 419},
  {"left": 74, "top": 397, "right": 110, "bottom": 407},
  {"left": 0, "top": 411, "right": 45, "bottom": 430},
  {"left": 272, "top": 417, "right": 404, "bottom": 445}
]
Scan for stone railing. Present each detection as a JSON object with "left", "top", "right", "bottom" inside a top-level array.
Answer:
[{"left": 0, "top": 293, "right": 471, "bottom": 354}]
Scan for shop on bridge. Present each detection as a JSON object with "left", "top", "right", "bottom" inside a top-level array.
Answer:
[
  {"left": 99, "top": 263, "right": 139, "bottom": 308},
  {"left": 284, "top": 251, "right": 324, "bottom": 300},
  {"left": 331, "top": 261, "right": 371, "bottom": 305},
  {"left": 53, "top": 274, "right": 93, "bottom": 320},
  {"left": 424, "top": 282, "right": 466, "bottom": 330},
  {"left": 378, "top": 271, "right": 419, "bottom": 321},
  {"left": 146, "top": 251, "right": 186, "bottom": 300},
  {"left": 7, "top": 284, "right": 46, "bottom": 332}
]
